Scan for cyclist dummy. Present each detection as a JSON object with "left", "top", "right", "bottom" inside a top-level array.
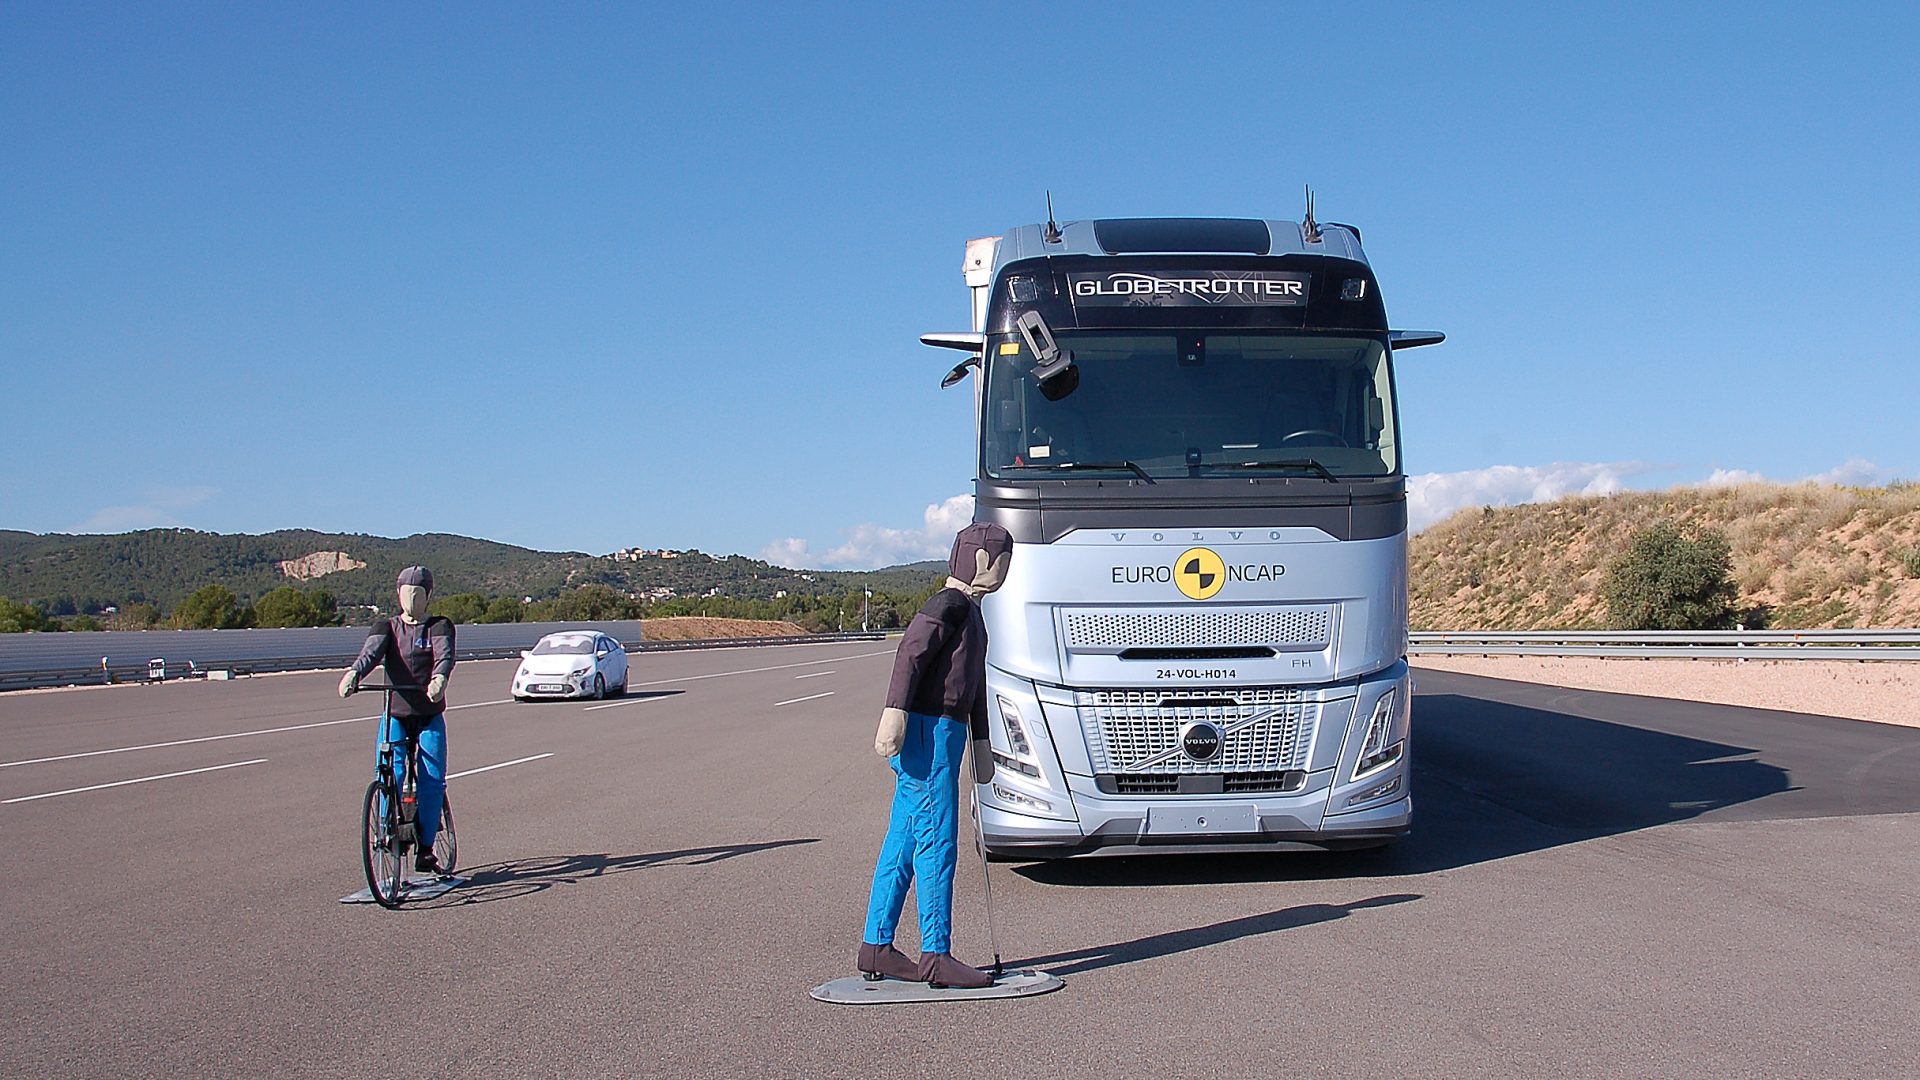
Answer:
[
  {"left": 858, "top": 522, "right": 1014, "bottom": 989},
  {"left": 338, "top": 566, "right": 455, "bottom": 874}
]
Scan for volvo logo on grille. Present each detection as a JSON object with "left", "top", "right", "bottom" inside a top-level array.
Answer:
[{"left": 1180, "top": 721, "right": 1223, "bottom": 762}]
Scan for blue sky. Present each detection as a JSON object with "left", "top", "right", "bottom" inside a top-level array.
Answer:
[{"left": 4, "top": 4, "right": 1916, "bottom": 568}]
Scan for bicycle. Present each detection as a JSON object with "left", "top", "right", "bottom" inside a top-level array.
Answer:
[{"left": 359, "top": 683, "right": 458, "bottom": 908}]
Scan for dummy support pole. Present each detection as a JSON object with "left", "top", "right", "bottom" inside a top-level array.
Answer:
[{"left": 969, "top": 776, "right": 1005, "bottom": 979}]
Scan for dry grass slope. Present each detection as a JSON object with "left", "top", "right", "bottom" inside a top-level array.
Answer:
[{"left": 1409, "top": 481, "right": 1920, "bottom": 630}]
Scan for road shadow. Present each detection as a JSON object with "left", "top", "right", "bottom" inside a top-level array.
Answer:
[
  {"left": 1013, "top": 893, "right": 1421, "bottom": 976},
  {"left": 1018, "top": 688, "right": 1804, "bottom": 887},
  {"left": 517, "top": 689, "right": 684, "bottom": 705},
  {"left": 422, "top": 838, "right": 819, "bottom": 906}
]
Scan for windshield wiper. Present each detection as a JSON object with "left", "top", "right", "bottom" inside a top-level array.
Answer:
[
  {"left": 1018, "top": 460, "right": 1156, "bottom": 484},
  {"left": 1205, "top": 458, "right": 1339, "bottom": 481}
]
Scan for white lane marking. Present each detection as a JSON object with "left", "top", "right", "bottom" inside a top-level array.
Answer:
[
  {"left": 626, "top": 648, "right": 891, "bottom": 691},
  {"left": 3, "top": 758, "right": 268, "bottom": 805},
  {"left": 446, "top": 753, "right": 553, "bottom": 780},
  {"left": 0, "top": 698, "right": 514, "bottom": 771},
  {"left": 794, "top": 671, "right": 835, "bottom": 680},
  {"left": 2, "top": 646, "right": 895, "bottom": 770},
  {"left": 582, "top": 695, "right": 674, "bottom": 712},
  {"left": 774, "top": 691, "right": 836, "bottom": 707}
]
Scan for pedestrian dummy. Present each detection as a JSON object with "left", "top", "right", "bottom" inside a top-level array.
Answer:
[
  {"left": 338, "top": 566, "right": 456, "bottom": 874},
  {"left": 858, "top": 522, "right": 1014, "bottom": 989}
]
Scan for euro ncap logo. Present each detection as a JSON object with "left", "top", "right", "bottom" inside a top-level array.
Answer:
[{"left": 1174, "top": 547, "right": 1226, "bottom": 600}]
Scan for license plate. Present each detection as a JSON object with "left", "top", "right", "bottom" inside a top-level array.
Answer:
[
  {"left": 534, "top": 683, "right": 565, "bottom": 693},
  {"left": 1145, "top": 804, "right": 1259, "bottom": 835}
]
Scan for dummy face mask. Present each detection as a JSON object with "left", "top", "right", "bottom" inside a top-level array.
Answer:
[{"left": 398, "top": 584, "right": 431, "bottom": 623}]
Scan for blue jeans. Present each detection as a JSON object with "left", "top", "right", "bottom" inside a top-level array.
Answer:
[
  {"left": 863, "top": 712, "right": 968, "bottom": 954},
  {"left": 377, "top": 714, "right": 447, "bottom": 850}
]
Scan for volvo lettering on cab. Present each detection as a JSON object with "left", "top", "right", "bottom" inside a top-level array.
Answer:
[{"left": 925, "top": 207, "right": 1443, "bottom": 856}]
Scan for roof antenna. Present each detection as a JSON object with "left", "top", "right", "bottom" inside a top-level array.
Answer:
[
  {"left": 1302, "top": 184, "right": 1321, "bottom": 244},
  {"left": 1043, "top": 191, "right": 1063, "bottom": 244}
]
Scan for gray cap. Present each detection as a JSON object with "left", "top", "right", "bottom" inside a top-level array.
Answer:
[
  {"left": 948, "top": 522, "right": 1013, "bottom": 580},
  {"left": 396, "top": 566, "right": 434, "bottom": 590}
]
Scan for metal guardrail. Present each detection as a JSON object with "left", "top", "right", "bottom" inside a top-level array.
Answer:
[
  {"left": 1410, "top": 629, "right": 1920, "bottom": 661},
  {"left": 0, "top": 632, "right": 888, "bottom": 692}
]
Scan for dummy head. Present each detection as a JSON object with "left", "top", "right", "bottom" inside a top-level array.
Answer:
[
  {"left": 947, "top": 522, "right": 1014, "bottom": 600},
  {"left": 396, "top": 565, "right": 434, "bottom": 623}
]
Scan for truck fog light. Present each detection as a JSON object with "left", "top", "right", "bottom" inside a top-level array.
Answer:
[
  {"left": 992, "top": 783, "right": 1052, "bottom": 814},
  {"left": 1346, "top": 776, "right": 1401, "bottom": 807}
]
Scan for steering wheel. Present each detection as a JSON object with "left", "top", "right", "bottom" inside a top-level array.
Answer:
[{"left": 1279, "top": 429, "right": 1350, "bottom": 447}]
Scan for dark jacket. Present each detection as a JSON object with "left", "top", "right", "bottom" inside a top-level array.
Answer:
[
  {"left": 884, "top": 588, "right": 988, "bottom": 739},
  {"left": 349, "top": 615, "right": 455, "bottom": 722}
]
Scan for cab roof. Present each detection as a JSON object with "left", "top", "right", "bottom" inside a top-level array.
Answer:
[{"left": 991, "top": 217, "right": 1367, "bottom": 275}]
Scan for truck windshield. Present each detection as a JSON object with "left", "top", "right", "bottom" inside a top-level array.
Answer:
[{"left": 983, "top": 332, "right": 1397, "bottom": 480}]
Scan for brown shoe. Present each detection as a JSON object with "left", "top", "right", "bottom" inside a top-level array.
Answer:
[
  {"left": 857, "top": 942, "right": 921, "bottom": 982},
  {"left": 917, "top": 951, "right": 993, "bottom": 989}
]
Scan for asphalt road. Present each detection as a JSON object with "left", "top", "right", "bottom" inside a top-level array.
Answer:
[{"left": 2, "top": 643, "right": 1917, "bottom": 1078}]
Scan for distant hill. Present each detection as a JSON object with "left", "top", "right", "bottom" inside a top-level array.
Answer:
[
  {"left": 1410, "top": 481, "right": 1920, "bottom": 630},
  {"left": 0, "top": 528, "right": 947, "bottom": 614}
]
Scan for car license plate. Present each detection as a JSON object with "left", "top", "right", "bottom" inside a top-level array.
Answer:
[
  {"left": 1145, "top": 804, "right": 1259, "bottom": 835},
  {"left": 534, "top": 683, "right": 565, "bottom": 693}
]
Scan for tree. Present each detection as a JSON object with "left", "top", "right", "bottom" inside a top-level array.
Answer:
[
  {"left": 174, "top": 585, "right": 250, "bottom": 629},
  {"left": 430, "top": 592, "right": 490, "bottom": 625},
  {"left": 0, "top": 597, "right": 51, "bottom": 633},
  {"left": 479, "top": 596, "right": 523, "bottom": 623},
  {"left": 1603, "top": 520, "right": 1739, "bottom": 630},
  {"left": 253, "top": 586, "right": 340, "bottom": 628}
]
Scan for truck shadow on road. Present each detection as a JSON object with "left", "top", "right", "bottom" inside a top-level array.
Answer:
[
  {"left": 1019, "top": 687, "right": 1827, "bottom": 887},
  {"left": 421, "top": 838, "right": 820, "bottom": 906},
  {"left": 1010, "top": 893, "right": 1421, "bottom": 975}
]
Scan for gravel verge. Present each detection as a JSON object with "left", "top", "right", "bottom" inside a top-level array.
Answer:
[{"left": 1411, "top": 655, "right": 1920, "bottom": 728}]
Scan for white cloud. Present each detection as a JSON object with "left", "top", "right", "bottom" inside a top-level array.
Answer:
[
  {"left": 1806, "top": 457, "right": 1888, "bottom": 487},
  {"left": 761, "top": 494, "right": 974, "bottom": 571},
  {"left": 69, "top": 485, "right": 217, "bottom": 533},
  {"left": 1408, "top": 462, "right": 1650, "bottom": 532},
  {"left": 1702, "top": 467, "right": 1768, "bottom": 487}
]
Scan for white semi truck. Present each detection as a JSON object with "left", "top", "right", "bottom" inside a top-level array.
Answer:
[{"left": 924, "top": 209, "right": 1443, "bottom": 857}]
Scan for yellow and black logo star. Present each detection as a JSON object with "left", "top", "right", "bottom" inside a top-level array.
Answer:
[{"left": 1173, "top": 547, "right": 1226, "bottom": 600}]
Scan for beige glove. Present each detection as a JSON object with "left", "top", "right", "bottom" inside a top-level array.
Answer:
[
  {"left": 338, "top": 669, "right": 359, "bottom": 698},
  {"left": 971, "top": 739, "right": 995, "bottom": 784},
  {"left": 874, "top": 707, "right": 908, "bottom": 757},
  {"left": 426, "top": 673, "right": 448, "bottom": 703}
]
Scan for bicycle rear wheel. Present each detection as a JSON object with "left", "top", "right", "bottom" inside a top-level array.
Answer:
[
  {"left": 433, "top": 795, "right": 458, "bottom": 874},
  {"left": 361, "top": 780, "right": 405, "bottom": 908}
]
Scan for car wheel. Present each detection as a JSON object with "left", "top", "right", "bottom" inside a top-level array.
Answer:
[{"left": 593, "top": 674, "right": 606, "bottom": 700}]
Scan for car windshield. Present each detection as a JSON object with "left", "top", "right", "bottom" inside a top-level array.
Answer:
[
  {"left": 983, "top": 331, "right": 1397, "bottom": 479},
  {"left": 531, "top": 637, "right": 596, "bottom": 655}
]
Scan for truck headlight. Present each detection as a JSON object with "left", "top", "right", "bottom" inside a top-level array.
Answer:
[
  {"left": 993, "top": 696, "right": 1043, "bottom": 778},
  {"left": 1352, "top": 688, "right": 1406, "bottom": 780}
]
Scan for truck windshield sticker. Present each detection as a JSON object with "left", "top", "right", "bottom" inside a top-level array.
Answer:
[{"left": 1069, "top": 271, "right": 1311, "bottom": 307}]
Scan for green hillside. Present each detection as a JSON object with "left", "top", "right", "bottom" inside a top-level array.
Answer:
[{"left": 0, "top": 528, "right": 945, "bottom": 616}]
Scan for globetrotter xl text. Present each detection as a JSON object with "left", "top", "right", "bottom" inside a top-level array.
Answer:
[{"left": 1067, "top": 271, "right": 1312, "bottom": 307}]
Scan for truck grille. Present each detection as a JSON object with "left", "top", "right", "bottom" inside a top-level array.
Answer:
[
  {"left": 1075, "top": 687, "right": 1318, "bottom": 774},
  {"left": 1062, "top": 606, "right": 1333, "bottom": 652},
  {"left": 1098, "top": 771, "right": 1306, "bottom": 795}
]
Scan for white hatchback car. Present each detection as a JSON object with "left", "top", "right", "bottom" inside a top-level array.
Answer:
[{"left": 512, "top": 631, "right": 629, "bottom": 701}]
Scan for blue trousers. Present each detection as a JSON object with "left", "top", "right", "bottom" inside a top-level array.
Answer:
[
  {"left": 377, "top": 714, "right": 447, "bottom": 849},
  {"left": 863, "top": 712, "right": 968, "bottom": 954}
]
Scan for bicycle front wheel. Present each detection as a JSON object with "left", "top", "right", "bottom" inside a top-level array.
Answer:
[
  {"left": 361, "top": 780, "right": 405, "bottom": 908},
  {"left": 433, "top": 795, "right": 458, "bottom": 874}
]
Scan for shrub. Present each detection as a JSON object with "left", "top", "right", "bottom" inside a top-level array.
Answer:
[
  {"left": 174, "top": 585, "right": 251, "bottom": 629},
  {"left": 1899, "top": 546, "right": 1920, "bottom": 578},
  {"left": 429, "top": 592, "right": 490, "bottom": 625},
  {"left": 1602, "top": 520, "right": 1739, "bottom": 630},
  {"left": 254, "top": 586, "right": 342, "bottom": 628}
]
